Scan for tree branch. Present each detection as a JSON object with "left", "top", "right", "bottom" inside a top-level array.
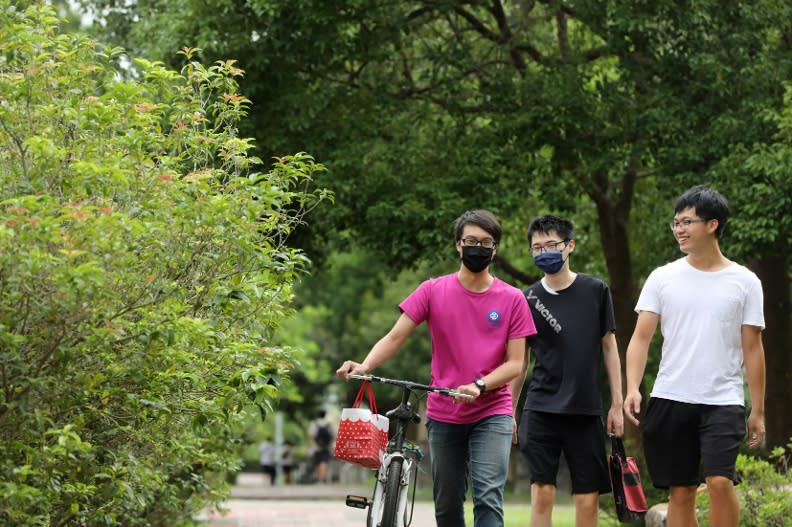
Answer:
[
  {"left": 0, "top": 116, "right": 29, "bottom": 181},
  {"left": 555, "top": 4, "right": 570, "bottom": 59},
  {"left": 582, "top": 45, "right": 610, "bottom": 62},
  {"left": 490, "top": 0, "right": 528, "bottom": 72},
  {"left": 619, "top": 144, "right": 642, "bottom": 213},
  {"left": 514, "top": 44, "right": 546, "bottom": 64},
  {"left": 407, "top": 6, "right": 433, "bottom": 22},
  {"left": 493, "top": 253, "right": 538, "bottom": 287},
  {"left": 453, "top": 5, "right": 502, "bottom": 43}
]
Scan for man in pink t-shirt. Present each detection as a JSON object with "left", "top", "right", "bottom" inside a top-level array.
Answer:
[{"left": 337, "top": 209, "right": 536, "bottom": 527}]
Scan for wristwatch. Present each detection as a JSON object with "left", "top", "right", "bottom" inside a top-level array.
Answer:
[{"left": 474, "top": 378, "right": 486, "bottom": 395}]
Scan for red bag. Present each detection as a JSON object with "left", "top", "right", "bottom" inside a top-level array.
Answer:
[
  {"left": 333, "top": 381, "right": 390, "bottom": 469},
  {"left": 608, "top": 435, "right": 648, "bottom": 523}
]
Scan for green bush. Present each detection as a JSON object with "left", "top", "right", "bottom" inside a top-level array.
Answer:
[
  {"left": 0, "top": 2, "right": 329, "bottom": 525},
  {"left": 696, "top": 440, "right": 792, "bottom": 527}
]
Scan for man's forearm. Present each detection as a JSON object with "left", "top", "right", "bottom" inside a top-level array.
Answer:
[{"left": 744, "top": 348, "right": 766, "bottom": 415}]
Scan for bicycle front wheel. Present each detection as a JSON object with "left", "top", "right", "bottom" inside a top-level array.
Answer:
[{"left": 379, "top": 457, "right": 404, "bottom": 527}]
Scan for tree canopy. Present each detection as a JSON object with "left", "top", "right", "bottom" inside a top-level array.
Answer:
[{"left": 76, "top": 0, "right": 792, "bottom": 448}]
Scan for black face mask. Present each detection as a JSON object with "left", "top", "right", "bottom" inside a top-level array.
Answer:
[{"left": 461, "top": 245, "right": 494, "bottom": 273}]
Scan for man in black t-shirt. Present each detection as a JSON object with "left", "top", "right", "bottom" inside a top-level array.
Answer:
[{"left": 510, "top": 215, "right": 624, "bottom": 527}]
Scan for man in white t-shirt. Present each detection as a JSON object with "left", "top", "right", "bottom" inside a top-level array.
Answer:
[
  {"left": 624, "top": 185, "right": 766, "bottom": 527},
  {"left": 258, "top": 439, "right": 275, "bottom": 485}
]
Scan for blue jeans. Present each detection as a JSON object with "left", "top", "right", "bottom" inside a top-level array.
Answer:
[{"left": 426, "top": 414, "right": 513, "bottom": 527}]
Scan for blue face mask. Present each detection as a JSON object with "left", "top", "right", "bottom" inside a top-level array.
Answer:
[{"left": 533, "top": 251, "right": 565, "bottom": 274}]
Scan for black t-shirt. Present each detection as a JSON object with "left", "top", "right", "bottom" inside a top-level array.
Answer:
[{"left": 522, "top": 273, "right": 615, "bottom": 415}]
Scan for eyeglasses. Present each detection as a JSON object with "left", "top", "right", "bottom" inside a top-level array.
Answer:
[
  {"left": 460, "top": 237, "right": 497, "bottom": 249},
  {"left": 669, "top": 218, "right": 708, "bottom": 231},
  {"left": 530, "top": 240, "right": 567, "bottom": 256}
]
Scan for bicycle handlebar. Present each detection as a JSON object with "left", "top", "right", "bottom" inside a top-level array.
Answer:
[{"left": 349, "top": 374, "right": 475, "bottom": 400}]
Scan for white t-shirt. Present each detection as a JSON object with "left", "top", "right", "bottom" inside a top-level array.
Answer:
[
  {"left": 258, "top": 441, "right": 274, "bottom": 465},
  {"left": 636, "top": 257, "right": 764, "bottom": 405}
]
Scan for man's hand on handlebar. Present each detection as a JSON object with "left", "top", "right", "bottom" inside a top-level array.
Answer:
[
  {"left": 337, "top": 370, "right": 476, "bottom": 402},
  {"left": 453, "top": 382, "right": 481, "bottom": 404},
  {"left": 336, "top": 360, "right": 368, "bottom": 380}
]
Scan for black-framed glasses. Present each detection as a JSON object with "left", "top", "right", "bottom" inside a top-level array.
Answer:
[
  {"left": 669, "top": 218, "right": 707, "bottom": 231},
  {"left": 460, "top": 237, "right": 497, "bottom": 249},
  {"left": 531, "top": 240, "right": 567, "bottom": 256}
]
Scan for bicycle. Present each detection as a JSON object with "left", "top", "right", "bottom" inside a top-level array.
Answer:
[{"left": 343, "top": 373, "right": 474, "bottom": 527}]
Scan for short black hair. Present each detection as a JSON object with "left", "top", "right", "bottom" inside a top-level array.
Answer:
[
  {"left": 454, "top": 210, "right": 503, "bottom": 244},
  {"left": 527, "top": 215, "right": 574, "bottom": 245},
  {"left": 674, "top": 185, "right": 729, "bottom": 238}
]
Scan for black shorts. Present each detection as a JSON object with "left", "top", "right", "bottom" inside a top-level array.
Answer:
[
  {"left": 518, "top": 410, "right": 611, "bottom": 495},
  {"left": 313, "top": 448, "right": 331, "bottom": 464},
  {"left": 642, "top": 398, "right": 745, "bottom": 489}
]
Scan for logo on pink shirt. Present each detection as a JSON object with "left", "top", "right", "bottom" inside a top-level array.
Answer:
[{"left": 487, "top": 309, "right": 502, "bottom": 327}]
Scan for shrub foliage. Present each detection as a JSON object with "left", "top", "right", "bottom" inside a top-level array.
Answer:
[
  {"left": 696, "top": 442, "right": 792, "bottom": 527},
  {"left": 0, "top": 2, "right": 329, "bottom": 525}
]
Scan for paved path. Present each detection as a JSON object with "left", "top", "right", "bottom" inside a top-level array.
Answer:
[
  {"left": 202, "top": 473, "right": 437, "bottom": 527},
  {"left": 203, "top": 471, "right": 638, "bottom": 526},
  {"left": 205, "top": 499, "right": 438, "bottom": 527}
]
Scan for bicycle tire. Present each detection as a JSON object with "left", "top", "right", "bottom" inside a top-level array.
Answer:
[
  {"left": 380, "top": 457, "right": 404, "bottom": 527},
  {"left": 366, "top": 475, "right": 381, "bottom": 527}
]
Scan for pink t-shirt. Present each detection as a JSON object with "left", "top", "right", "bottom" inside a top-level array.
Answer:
[{"left": 399, "top": 273, "right": 536, "bottom": 424}]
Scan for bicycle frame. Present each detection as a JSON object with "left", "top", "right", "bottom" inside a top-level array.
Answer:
[
  {"left": 367, "top": 442, "right": 414, "bottom": 527},
  {"left": 343, "top": 374, "right": 472, "bottom": 527}
]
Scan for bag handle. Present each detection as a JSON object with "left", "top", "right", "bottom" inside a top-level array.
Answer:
[
  {"left": 610, "top": 434, "right": 627, "bottom": 459},
  {"left": 352, "top": 380, "right": 378, "bottom": 416}
]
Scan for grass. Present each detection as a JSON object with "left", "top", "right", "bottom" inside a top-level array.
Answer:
[
  {"left": 366, "top": 473, "right": 623, "bottom": 526},
  {"left": 464, "top": 502, "right": 621, "bottom": 527},
  {"left": 410, "top": 486, "right": 622, "bottom": 526}
]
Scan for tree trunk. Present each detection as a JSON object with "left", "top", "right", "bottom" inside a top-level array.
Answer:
[
  {"left": 749, "top": 252, "right": 792, "bottom": 448},
  {"left": 589, "top": 175, "right": 642, "bottom": 445}
]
